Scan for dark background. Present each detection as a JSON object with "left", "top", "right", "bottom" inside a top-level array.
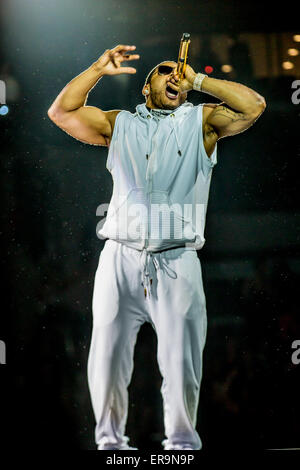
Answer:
[{"left": 0, "top": 0, "right": 299, "bottom": 451}]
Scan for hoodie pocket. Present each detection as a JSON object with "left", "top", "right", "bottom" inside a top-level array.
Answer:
[
  {"left": 149, "top": 190, "right": 196, "bottom": 244},
  {"left": 101, "top": 187, "right": 148, "bottom": 242}
]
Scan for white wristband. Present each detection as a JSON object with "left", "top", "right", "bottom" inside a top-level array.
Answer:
[{"left": 192, "top": 73, "right": 208, "bottom": 91}]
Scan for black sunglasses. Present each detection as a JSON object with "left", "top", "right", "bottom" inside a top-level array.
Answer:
[{"left": 157, "top": 65, "right": 177, "bottom": 75}]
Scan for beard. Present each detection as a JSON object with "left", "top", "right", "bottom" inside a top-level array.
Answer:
[{"left": 150, "top": 89, "right": 185, "bottom": 110}]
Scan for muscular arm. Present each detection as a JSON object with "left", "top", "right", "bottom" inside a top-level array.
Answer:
[
  {"left": 47, "top": 45, "right": 139, "bottom": 146},
  {"left": 170, "top": 65, "right": 266, "bottom": 157},
  {"left": 201, "top": 76, "right": 266, "bottom": 140},
  {"left": 47, "top": 62, "right": 117, "bottom": 146}
]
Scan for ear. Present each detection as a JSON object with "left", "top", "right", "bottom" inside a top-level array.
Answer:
[{"left": 143, "top": 85, "right": 150, "bottom": 96}]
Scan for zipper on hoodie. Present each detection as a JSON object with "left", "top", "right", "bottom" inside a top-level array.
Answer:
[
  {"left": 144, "top": 158, "right": 153, "bottom": 251},
  {"left": 144, "top": 114, "right": 152, "bottom": 251},
  {"left": 145, "top": 115, "right": 162, "bottom": 249}
]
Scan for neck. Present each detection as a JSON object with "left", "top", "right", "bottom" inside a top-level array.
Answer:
[{"left": 146, "top": 104, "right": 178, "bottom": 113}]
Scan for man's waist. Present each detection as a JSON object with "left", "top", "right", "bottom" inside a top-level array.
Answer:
[{"left": 104, "top": 237, "right": 199, "bottom": 253}]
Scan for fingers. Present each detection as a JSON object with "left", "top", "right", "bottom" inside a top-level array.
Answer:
[
  {"left": 110, "top": 52, "right": 119, "bottom": 68},
  {"left": 167, "top": 81, "right": 180, "bottom": 92},
  {"left": 109, "top": 47, "right": 139, "bottom": 68},
  {"left": 110, "top": 53, "right": 139, "bottom": 68},
  {"left": 105, "top": 44, "right": 140, "bottom": 73},
  {"left": 170, "top": 75, "right": 179, "bottom": 84},
  {"left": 111, "top": 44, "right": 136, "bottom": 54},
  {"left": 118, "top": 67, "right": 137, "bottom": 74},
  {"left": 121, "top": 54, "right": 140, "bottom": 61}
]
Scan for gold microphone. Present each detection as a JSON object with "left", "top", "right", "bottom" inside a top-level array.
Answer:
[{"left": 177, "top": 33, "right": 191, "bottom": 81}]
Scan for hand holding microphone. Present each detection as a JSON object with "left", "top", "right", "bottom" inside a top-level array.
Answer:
[
  {"left": 177, "top": 33, "right": 190, "bottom": 81},
  {"left": 169, "top": 33, "right": 207, "bottom": 93}
]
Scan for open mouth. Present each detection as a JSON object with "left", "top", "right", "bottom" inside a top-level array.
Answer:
[{"left": 165, "top": 85, "right": 179, "bottom": 100}]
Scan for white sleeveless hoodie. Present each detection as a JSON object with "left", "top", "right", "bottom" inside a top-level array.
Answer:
[{"left": 97, "top": 101, "right": 217, "bottom": 254}]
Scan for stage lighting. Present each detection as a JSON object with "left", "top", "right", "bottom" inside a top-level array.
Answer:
[
  {"left": 282, "top": 61, "right": 294, "bottom": 70},
  {"left": 288, "top": 48, "right": 299, "bottom": 56},
  {"left": 204, "top": 65, "right": 213, "bottom": 74},
  {"left": 0, "top": 105, "right": 9, "bottom": 116},
  {"left": 221, "top": 65, "right": 233, "bottom": 73}
]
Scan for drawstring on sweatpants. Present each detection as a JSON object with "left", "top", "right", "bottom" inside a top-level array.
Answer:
[{"left": 140, "top": 248, "right": 159, "bottom": 298}]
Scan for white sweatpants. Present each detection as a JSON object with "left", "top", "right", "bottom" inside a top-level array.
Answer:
[{"left": 87, "top": 239, "right": 207, "bottom": 450}]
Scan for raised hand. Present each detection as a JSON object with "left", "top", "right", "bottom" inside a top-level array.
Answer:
[
  {"left": 94, "top": 44, "right": 140, "bottom": 76},
  {"left": 168, "top": 64, "right": 197, "bottom": 93}
]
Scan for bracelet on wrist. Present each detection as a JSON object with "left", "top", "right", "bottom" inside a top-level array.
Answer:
[{"left": 192, "top": 73, "right": 208, "bottom": 91}]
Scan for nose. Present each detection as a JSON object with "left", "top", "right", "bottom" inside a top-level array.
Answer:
[
  {"left": 169, "top": 71, "right": 179, "bottom": 85},
  {"left": 171, "top": 69, "right": 179, "bottom": 81}
]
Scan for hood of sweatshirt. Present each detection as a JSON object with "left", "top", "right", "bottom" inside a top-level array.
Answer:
[{"left": 135, "top": 101, "right": 194, "bottom": 159}]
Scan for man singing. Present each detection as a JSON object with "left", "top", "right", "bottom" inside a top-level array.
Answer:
[{"left": 47, "top": 44, "right": 266, "bottom": 450}]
